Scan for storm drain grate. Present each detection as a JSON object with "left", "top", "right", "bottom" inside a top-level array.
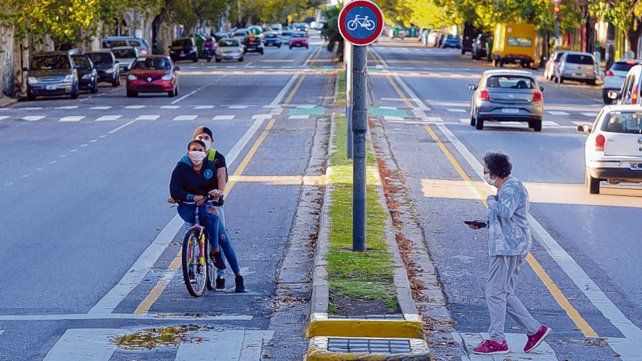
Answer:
[{"left": 327, "top": 338, "right": 412, "bottom": 354}]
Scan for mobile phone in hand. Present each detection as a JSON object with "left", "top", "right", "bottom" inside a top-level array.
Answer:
[{"left": 464, "top": 220, "right": 487, "bottom": 228}]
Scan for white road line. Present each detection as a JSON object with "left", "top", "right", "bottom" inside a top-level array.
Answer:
[
  {"left": 459, "top": 118, "right": 469, "bottom": 124},
  {"left": 59, "top": 116, "right": 85, "bottom": 122},
  {"left": 542, "top": 121, "right": 559, "bottom": 126},
  {"left": 581, "top": 112, "right": 599, "bottom": 117},
  {"left": 0, "top": 116, "right": 9, "bottom": 121},
  {"left": 572, "top": 121, "right": 590, "bottom": 126},
  {"left": 173, "top": 115, "right": 198, "bottom": 121},
  {"left": 194, "top": 105, "right": 215, "bottom": 109},
  {"left": 125, "top": 105, "right": 146, "bottom": 109},
  {"left": 90, "top": 106, "right": 111, "bottom": 110},
  {"left": 44, "top": 329, "right": 121, "bottom": 361},
  {"left": 297, "top": 104, "right": 317, "bottom": 109},
  {"left": 213, "top": 115, "right": 235, "bottom": 120},
  {"left": 447, "top": 108, "right": 466, "bottom": 113},
  {"left": 171, "top": 78, "right": 221, "bottom": 105},
  {"left": 455, "top": 332, "right": 557, "bottom": 360},
  {"left": 21, "top": 107, "right": 43, "bottom": 110},
  {"left": 289, "top": 115, "right": 309, "bottom": 120},
  {"left": 547, "top": 111, "right": 569, "bottom": 116},
  {"left": 229, "top": 105, "right": 248, "bottom": 109},
  {"left": 176, "top": 330, "right": 274, "bottom": 361},
  {"left": 383, "top": 116, "right": 404, "bottom": 121},
  {"left": 0, "top": 313, "right": 252, "bottom": 321},
  {"left": 135, "top": 114, "right": 159, "bottom": 121},
  {"left": 161, "top": 105, "right": 181, "bottom": 109},
  {"left": 95, "top": 115, "right": 122, "bottom": 122},
  {"left": 22, "top": 115, "right": 46, "bottom": 121},
  {"left": 108, "top": 119, "right": 137, "bottom": 134},
  {"left": 55, "top": 105, "right": 78, "bottom": 110}
]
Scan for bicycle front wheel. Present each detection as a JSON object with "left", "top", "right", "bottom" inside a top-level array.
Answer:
[{"left": 182, "top": 229, "right": 208, "bottom": 297}]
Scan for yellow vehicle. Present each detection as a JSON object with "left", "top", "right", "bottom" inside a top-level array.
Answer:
[{"left": 492, "top": 23, "right": 541, "bottom": 69}]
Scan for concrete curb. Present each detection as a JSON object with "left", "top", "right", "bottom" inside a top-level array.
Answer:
[
  {"left": 0, "top": 96, "right": 17, "bottom": 108},
  {"left": 306, "top": 337, "right": 430, "bottom": 361}
]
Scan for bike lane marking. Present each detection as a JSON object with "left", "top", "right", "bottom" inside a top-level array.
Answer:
[{"left": 372, "top": 47, "right": 642, "bottom": 358}]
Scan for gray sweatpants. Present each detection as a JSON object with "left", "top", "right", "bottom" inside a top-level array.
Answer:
[{"left": 486, "top": 255, "right": 541, "bottom": 342}]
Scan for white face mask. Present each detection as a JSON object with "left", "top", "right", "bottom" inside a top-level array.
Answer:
[
  {"left": 188, "top": 151, "right": 207, "bottom": 164},
  {"left": 484, "top": 173, "right": 497, "bottom": 186},
  {"left": 201, "top": 140, "right": 212, "bottom": 150}
]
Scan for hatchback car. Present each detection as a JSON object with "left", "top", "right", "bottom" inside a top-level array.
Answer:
[
  {"left": 111, "top": 46, "right": 139, "bottom": 73},
  {"left": 126, "top": 55, "right": 179, "bottom": 97},
  {"left": 215, "top": 38, "right": 244, "bottom": 62},
  {"left": 242, "top": 34, "right": 265, "bottom": 54},
  {"left": 441, "top": 34, "right": 461, "bottom": 49},
  {"left": 280, "top": 30, "right": 295, "bottom": 45},
  {"left": 543, "top": 51, "right": 566, "bottom": 80},
  {"left": 169, "top": 38, "right": 199, "bottom": 63},
  {"left": 289, "top": 32, "right": 309, "bottom": 49},
  {"left": 25, "top": 51, "right": 79, "bottom": 100},
  {"left": 86, "top": 51, "right": 120, "bottom": 86},
  {"left": 468, "top": 69, "right": 544, "bottom": 131},
  {"left": 71, "top": 54, "right": 98, "bottom": 94},
  {"left": 263, "top": 32, "right": 282, "bottom": 47},
  {"left": 610, "top": 64, "right": 642, "bottom": 105},
  {"left": 602, "top": 59, "right": 642, "bottom": 104},
  {"left": 578, "top": 105, "right": 642, "bottom": 194},
  {"left": 102, "top": 37, "right": 150, "bottom": 56},
  {"left": 553, "top": 51, "right": 599, "bottom": 85}
]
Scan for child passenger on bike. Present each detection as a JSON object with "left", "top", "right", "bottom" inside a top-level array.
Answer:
[{"left": 169, "top": 139, "right": 244, "bottom": 292}]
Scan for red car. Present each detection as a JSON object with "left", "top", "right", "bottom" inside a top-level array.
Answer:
[
  {"left": 289, "top": 32, "right": 309, "bottom": 49},
  {"left": 126, "top": 55, "right": 180, "bottom": 97}
]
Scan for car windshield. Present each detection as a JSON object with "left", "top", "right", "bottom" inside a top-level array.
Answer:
[
  {"left": 172, "top": 39, "right": 192, "bottom": 47},
  {"left": 132, "top": 57, "right": 171, "bottom": 70},
  {"left": 31, "top": 55, "right": 70, "bottom": 70},
  {"left": 601, "top": 112, "right": 642, "bottom": 134},
  {"left": 72, "top": 56, "right": 91, "bottom": 68},
  {"left": 104, "top": 40, "right": 128, "bottom": 48},
  {"left": 87, "top": 53, "right": 113, "bottom": 65},
  {"left": 611, "top": 61, "right": 639, "bottom": 72},
  {"left": 282, "top": 31, "right": 293, "bottom": 36},
  {"left": 486, "top": 75, "right": 535, "bottom": 89},
  {"left": 507, "top": 37, "right": 532, "bottom": 47},
  {"left": 112, "top": 48, "right": 136, "bottom": 58},
  {"left": 566, "top": 54, "right": 594, "bottom": 64},
  {"left": 292, "top": 33, "right": 306, "bottom": 38},
  {"left": 219, "top": 39, "right": 239, "bottom": 47},
  {"left": 233, "top": 31, "right": 247, "bottom": 37}
]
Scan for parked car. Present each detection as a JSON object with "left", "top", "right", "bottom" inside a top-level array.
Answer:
[
  {"left": 169, "top": 38, "right": 198, "bottom": 63},
  {"left": 280, "top": 30, "right": 295, "bottom": 45},
  {"left": 609, "top": 64, "right": 642, "bottom": 105},
  {"left": 111, "top": 46, "right": 139, "bottom": 73},
  {"left": 71, "top": 54, "right": 98, "bottom": 94},
  {"left": 263, "top": 32, "right": 282, "bottom": 47},
  {"left": 602, "top": 59, "right": 642, "bottom": 104},
  {"left": 25, "top": 51, "right": 80, "bottom": 100},
  {"left": 471, "top": 34, "right": 492, "bottom": 60},
  {"left": 289, "top": 32, "right": 309, "bottom": 49},
  {"left": 578, "top": 105, "right": 642, "bottom": 194},
  {"left": 468, "top": 69, "right": 544, "bottom": 131},
  {"left": 441, "top": 34, "right": 461, "bottom": 49},
  {"left": 126, "top": 55, "right": 179, "bottom": 97},
  {"left": 215, "top": 38, "right": 244, "bottom": 62},
  {"left": 492, "top": 23, "right": 540, "bottom": 69},
  {"left": 86, "top": 51, "right": 120, "bottom": 87},
  {"left": 232, "top": 29, "right": 249, "bottom": 42},
  {"left": 543, "top": 50, "right": 566, "bottom": 80},
  {"left": 242, "top": 34, "right": 265, "bottom": 54},
  {"left": 553, "top": 51, "right": 599, "bottom": 85},
  {"left": 102, "top": 36, "right": 150, "bottom": 55}
]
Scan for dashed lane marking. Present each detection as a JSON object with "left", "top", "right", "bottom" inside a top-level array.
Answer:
[
  {"left": 161, "top": 105, "right": 181, "bottom": 109},
  {"left": 95, "top": 115, "right": 122, "bottom": 122},
  {"left": 548, "top": 111, "right": 569, "bottom": 116},
  {"left": 229, "top": 105, "right": 248, "bottom": 109},
  {"left": 0, "top": 116, "right": 8, "bottom": 121},
  {"left": 55, "top": 105, "right": 78, "bottom": 110},
  {"left": 125, "top": 105, "right": 146, "bottom": 109},
  {"left": 447, "top": 108, "right": 466, "bottom": 113},
  {"left": 59, "top": 116, "right": 84, "bottom": 122},
  {"left": 194, "top": 105, "right": 215, "bottom": 109},
  {"left": 572, "top": 121, "right": 590, "bottom": 126},
  {"left": 108, "top": 120, "right": 137, "bottom": 134},
  {"left": 213, "top": 115, "right": 235, "bottom": 120},
  {"left": 135, "top": 115, "right": 159, "bottom": 121},
  {"left": 542, "top": 121, "right": 559, "bottom": 126},
  {"left": 23, "top": 115, "right": 45, "bottom": 121},
  {"left": 90, "top": 106, "right": 111, "bottom": 110},
  {"left": 172, "top": 115, "right": 198, "bottom": 121},
  {"left": 581, "top": 112, "right": 599, "bottom": 117}
]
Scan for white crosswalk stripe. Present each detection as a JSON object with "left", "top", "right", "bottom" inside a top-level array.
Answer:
[
  {"left": 229, "top": 105, "right": 248, "bottom": 109},
  {"left": 454, "top": 332, "right": 557, "bottom": 360},
  {"left": 55, "top": 105, "right": 78, "bottom": 110},
  {"left": 194, "top": 105, "right": 215, "bottom": 109},
  {"left": 173, "top": 115, "right": 198, "bottom": 121},
  {"left": 383, "top": 116, "right": 405, "bottom": 121},
  {"left": 447, "top": 108, "right": 466, "bottom": 113},
  {"left": 96, "top": 115, "right": 123, "bottom": 122},
  {"left": 43, "top": 328, "right": 274, "bottom": 361},
  {"left": 542, "top": 121, "right": 559, "bottom": 126},
  {"left": 572, "top": 121, "right": 590, "bottom": 126},
  {"left": 91, "top": 106, "right": 111, "bottom": 110},
  {"left": 125, "top": 105, "right": 146, "bottom": 109},
  {"left": 23, "top": 115, "right": 45, "bottom": 121},
  {"left": 213, "top": 115, "right": 235, "bottom": 120},
  {"left": 581, "top": 112, "right": 599, "bottom": 117},
  {"left": 0, "top": 116, "right": 9, "bottom": 121},
  {"left": 135, "top": 115, "right": 160, "bottom": 121},
  {"left": 289, "top": 115, "right": 309, "bottom": 120},
  {"left": 547, "top": 111, "right": 569, "bottom": 116},
  {"left": 161, "top": 105, "right": 181, "bottom": 109},
  {"left": 59, "top": 116, "right": 85, "bottom": 122}
]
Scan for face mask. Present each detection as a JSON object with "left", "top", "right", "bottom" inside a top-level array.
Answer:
[
  {"left": 188, "top": 151, "right": 206, "bottom": 164},
  {"left": 484, "top": 173, "right": 497, "bottom": 186},
  {"left": 201, "top": 140, "right": 212, "bottom": 150}
]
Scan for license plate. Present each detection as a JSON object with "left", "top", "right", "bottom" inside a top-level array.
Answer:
[
  {"left": 574, "top": 73, "right": 584, "bottom": 77},
  {"left": 501, "top": 108, "right": 519, "bottom": 114},
  {"left": 46, "top": 85, "right": 57, "bottom": 90},
  {"left": 631, "top": 163, "right": 642, "bottom": 170}
]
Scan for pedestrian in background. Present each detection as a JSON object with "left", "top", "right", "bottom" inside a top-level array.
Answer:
[{"left": 468, "top": 151, "right": 551, "bottom": 355}]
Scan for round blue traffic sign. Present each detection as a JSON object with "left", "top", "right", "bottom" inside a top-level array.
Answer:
[{"left": 338, "top": 0, "right": 384, "bottom": 46}]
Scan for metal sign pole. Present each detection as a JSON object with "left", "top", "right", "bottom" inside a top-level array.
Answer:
[
  {"left": 346, "top": 42, "right": 354, "bottom": 159},
  {"left": 352, "top": 45, "right": 367, "bottom": 252}
]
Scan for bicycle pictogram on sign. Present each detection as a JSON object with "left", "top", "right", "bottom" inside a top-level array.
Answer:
[
  {"left": 338, "top": 0, "right": 384, "bottom": 46},
  {"left": 347, "top": 15, "right": 375, "bottom": 31}
]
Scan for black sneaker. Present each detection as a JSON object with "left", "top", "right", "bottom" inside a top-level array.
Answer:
[
  {"left": 234, "top": 275, "right": 245, "bottom": 293},
  {"left": 188, "top": 269, "right": 196, "bottom": 283},
  {"left": 215, "top": 276, "right": 225, "bottom": 290},
  {"left": 209, "top": 250, "right": 226, "bottom": 270}
]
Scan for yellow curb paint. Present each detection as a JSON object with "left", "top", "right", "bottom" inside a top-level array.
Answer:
[
  {"left": 383, "top": 72, "right": 598, "bottom": 338},
  {"left": 306, "top": 319, "right": 424, "bottom": 339},
  {"left": 134, "top": 249, "right": 181, "bottom": 315}
]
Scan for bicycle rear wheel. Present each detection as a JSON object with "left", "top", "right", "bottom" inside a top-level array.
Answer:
[{"left": 181, "top": 229, "right": 208, "bottom": 297}]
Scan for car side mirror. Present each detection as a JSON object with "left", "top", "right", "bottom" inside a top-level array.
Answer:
[
  {"left": 540, "top": 86, "right": 544, "bottom": 92},
  {"left": 608, "top": 90, "right": 620, "bottom": 100},
  {"left": 174, "top": 66, "right": 181, "bottom": 71},
  {"left": 467, "top": 84, "right": 476, "bottom": 91},
  {"left": 576, "top": 124, "right": 592, "bottom": 133}
]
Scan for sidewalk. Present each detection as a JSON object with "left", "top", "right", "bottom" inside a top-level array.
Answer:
[{"left": 0, "top": 95, "right": 17, "bottom": 108}]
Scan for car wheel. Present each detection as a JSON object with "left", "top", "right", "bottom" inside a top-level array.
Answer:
[
  {"left": 277, "top": 44, "right": 281, "bottom": 48},
  {"left": 586, "top": 171, "right": 600, "bottom": 194},
  {"left": 126, "top": 90, "right": 137, "bottom": 97},
  {"left": 91, "top": 81, "right": 98, "bottom": 94},
  {"left": 192, "top": 54, "right": 198, "bottom": 63},
  {"left": 461, "top": 48, "right": 465, "bottom": 55},
  {"left": 306, "top": 45, "right": 309, "bottom": 49},
  {"left": 239, "top": 57, "right": 244, "bottom": 62},
  {"left": 215, "top": 58, "right": 221, "bottom": 63},
  {"left": 260, "top": 49, "right": 264, "bottom": 55},
  {"left": 475, "top": 118, "right": 484, "bottom": 130},
  {"left": 530, "top": 119, "right": 542, "bottom": 132},
  {"left": 559, "top": 76, "right": 564, "bottom": 84},
  {"left": 289, "top": 45, "right": 293, "bottom": 49},
  {"left": 207, "top": 56, "right": 212, "bottom": 62},
  {"left": 27, "top": 92, "right": 35, "bottom": 101},
  {"left": 588, "top": 79, "right": 596, "bottom": 86},
  {"left": 112, "top": 77, "right": 120, "bottom": 87},
  {"left": 71, "top": 86, "right": 79, "bottom": 99}
]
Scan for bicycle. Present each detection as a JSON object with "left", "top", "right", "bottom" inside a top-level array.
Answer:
[{"left": 347, "top": 15, "right": 375, "bottom": 31}]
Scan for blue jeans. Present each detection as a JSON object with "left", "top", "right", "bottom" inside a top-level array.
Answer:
[{"left": 177, "top": 203, "right": 240, "bottom": 275}]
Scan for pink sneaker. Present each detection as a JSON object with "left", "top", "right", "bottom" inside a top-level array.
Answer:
[
  {"left": 473, "top": 339, "right": 509, "bottom": 355},
  {"left": 524, "top": 325, "right": 551, "bottom": 352}
]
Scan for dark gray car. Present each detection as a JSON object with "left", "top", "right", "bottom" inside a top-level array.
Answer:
[
  {"left": 25, "top": 51, "right": 79, "bottom": 100},
  {"left": 86, "top": 51, "right": 120, "bottom": 86},
  {"left": 468, "top": 69, "right": 544, "bottom": 131}
]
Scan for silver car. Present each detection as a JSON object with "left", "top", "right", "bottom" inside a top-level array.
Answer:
[
  {"left": 553, "top": 51, "right": 599, "bottom": 85},
  {"left": 215, "top": 38, "right": 244, "bottom": 62},
  {"left": 468, "top": 70, "right": 544, "bottom": 131},
  {"left": 110, "top": 46, "right": 139, "bottom": 74}
]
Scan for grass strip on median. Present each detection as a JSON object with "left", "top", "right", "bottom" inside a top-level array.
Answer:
[{"left": 326, "top": 112, "right": 399, "bottom": 315}]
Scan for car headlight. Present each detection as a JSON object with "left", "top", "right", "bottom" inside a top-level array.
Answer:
[
  {"left": 127, "top": 74, "right": 137, "bottom": 81},
  {"left": 28, "top": 76, "right": 38, "bottom": 85},
  {"left": 161, "top": 73, "right": 172, "bottom": 81},
  {"left": 82, "top": 74, "right": 91, "bottom": 79},
  {"left": 64, "top": 74, "right": 74, "bottom": 82}
]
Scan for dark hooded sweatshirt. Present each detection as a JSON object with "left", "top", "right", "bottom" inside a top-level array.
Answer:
[{"left": 169, "top": 155, "right": 222, "bottom": 203}]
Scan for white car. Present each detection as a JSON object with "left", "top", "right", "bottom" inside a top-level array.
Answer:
[
  {"left": 110, "top": 46, "right": 139, "bottom": 74},
  {"left": 602, "top": 59, "right": 642, "bottom": 104},
  {"left": 579, "top": 105, "right": 642, "bottom": 194}
]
